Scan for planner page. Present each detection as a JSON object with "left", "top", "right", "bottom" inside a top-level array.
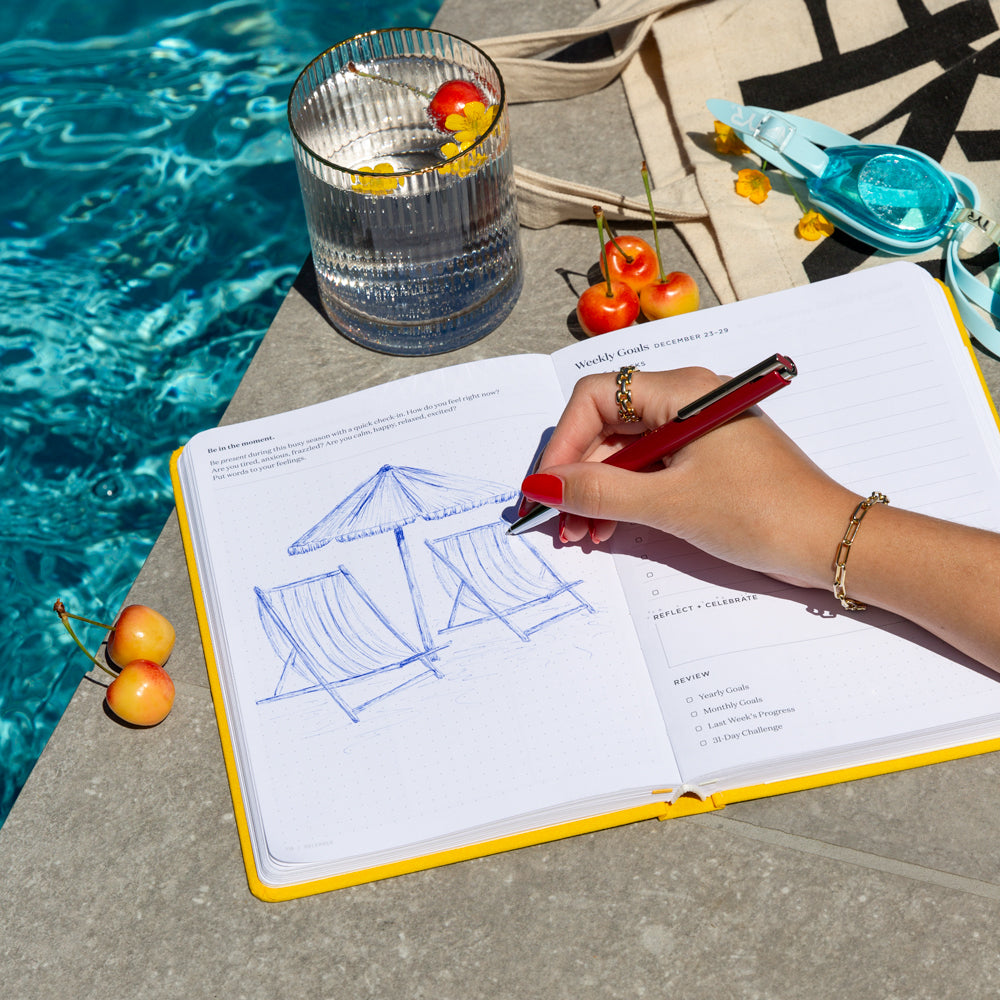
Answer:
[
  {"left": 176, "top": 353, "right": 679, "bottom": 886},
  {"left": 551, "top": 262, "right": 1000, "bottom": 790}
]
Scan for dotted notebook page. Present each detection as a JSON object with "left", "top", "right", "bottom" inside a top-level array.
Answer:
[
  {"left": 177, "top": 354, "right": 679, "bottom": 876},
  {"left": 551, "top": 262, "right": 1000, "bottom": 786}
]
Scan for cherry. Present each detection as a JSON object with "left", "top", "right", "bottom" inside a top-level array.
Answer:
[
  {"left": 107, "top": 604, "right": 175, "bottom": 668},
  {"left": 600, "top": 233, "right": 659, "bottom": 293},
  {"left": 106, "top": 659, "right": 175, "bottom": 727},
  {"left": 638, "top": 270, "right": 700, "bottom": 320},
  {"left": 346, "top": 63, "right": 488, "bottom": 134},
  {"left": 427, "top": 79, "right": 488, "bottom": 131},
  {"left": 576, "top": 206, "right": 639, "bottom": 336},
  {"left": 637, "top": 161, "right": 700, "bottom": 320},
  {"left": 577, "top": 282, "right": 640, "bottom": 335}
]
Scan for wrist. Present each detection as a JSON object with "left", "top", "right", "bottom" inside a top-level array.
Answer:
[{"left": 832, "top": 492, "right": 890, "bottom": 610}]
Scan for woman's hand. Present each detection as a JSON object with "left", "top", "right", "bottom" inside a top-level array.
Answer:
[{"left": 522, "top": 367, "right": 855, "bottom": 590}]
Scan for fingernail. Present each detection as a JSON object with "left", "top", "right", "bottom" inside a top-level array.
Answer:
[
  {"left": 520, "top": 473, "right": 564, "bottom": 506},
  {"left": 588, "top": 520, "right": 601, "bottom": 545},
  {"left": 558, "top": 513, "right": 569, "bottom": 545}
]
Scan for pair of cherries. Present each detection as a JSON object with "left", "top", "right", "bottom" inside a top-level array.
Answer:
[
  {"left": 576, "top": 166, "right": 701, "bottom": 337},
  {"left": 55, "top": 601, "right": 176, "bottom": 727}
]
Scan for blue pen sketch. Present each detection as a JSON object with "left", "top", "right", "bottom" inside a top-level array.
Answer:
[
  {"left": 287, "top": 465, "right": 518, "bottom": 654},
  {"left": 255, "top": 566, "right": 447, "bottom": 723},
  {"left": 254, "top": 466, "right": 596, "bottom": 723},
  {"left": 426, "top": 521, "right": 594, "bottom": 641}
]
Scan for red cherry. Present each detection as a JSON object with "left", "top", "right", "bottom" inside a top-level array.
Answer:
[
  {"left": 427, "top": 79, "right": 487, "bottom": 131},
  {"left": 576, "top": 281, "right": 640, "bottom": 336},
  {"left": 578, "top": 205, "right": 640, "bottom": 335},
  {"left": 600, "top": 235, "right": 659, "bottom": 293}
]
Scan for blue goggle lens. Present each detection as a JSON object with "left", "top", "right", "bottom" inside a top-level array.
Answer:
[{"left": 809, "top": 145, "right": 958, "bottom": 249}]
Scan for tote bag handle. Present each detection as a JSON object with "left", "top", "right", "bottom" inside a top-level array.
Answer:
[{"left": 474, "top": 0, "right": 708, "bottom": 228}]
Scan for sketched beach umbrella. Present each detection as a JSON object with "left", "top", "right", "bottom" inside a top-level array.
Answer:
[{"left": 287, "top": 465, "right": 517, "bottom": 650}]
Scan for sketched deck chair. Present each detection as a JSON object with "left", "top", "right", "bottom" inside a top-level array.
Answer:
[
  {"left": 254, "top": 566, "right": 446, "bottom": 722},
  {"left": 425, "top": 521, "right": 594, "bottom": 641}
]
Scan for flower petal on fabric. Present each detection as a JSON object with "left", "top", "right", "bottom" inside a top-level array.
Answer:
[
  {"left": 735, "top": 168, "right": 771, "bottom": 204},
  {"left": 797, "top": 210, "right": 835, "bottom": 240},
  {"left": 713, "top": 120, "right": 750, "bottom": 156}
]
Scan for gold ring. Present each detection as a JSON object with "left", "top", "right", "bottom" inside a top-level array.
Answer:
[{"left": 615, "top": 365, "right": 641, "bottom": 422}]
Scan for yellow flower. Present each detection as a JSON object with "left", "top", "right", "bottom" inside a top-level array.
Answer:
[
  {"left": 437, "top": 141, "right": 487, "bottom": 178},
  {"left": 735, "top": 168, "right": 771, "bottom": 205},
  {"left": 350, "top": 162, "right": 400, "bottom": 195},
  {"left": 444, "top": 102, "right": 498, "bottom": 146},
  {"left": 713, "top": 120, "right": 750, "bottom": 156},
  {"left": 796, "top": 210, "right": 835, "bottom": 241}
]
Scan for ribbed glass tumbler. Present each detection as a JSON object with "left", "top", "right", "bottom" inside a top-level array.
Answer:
[{"left": 288, "top": 29, "right": 524, "bottom": 355}]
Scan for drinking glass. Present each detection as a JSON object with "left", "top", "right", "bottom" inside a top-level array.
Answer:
[{"left": 288, "top": 28, "right": 524, "bottom": 355}]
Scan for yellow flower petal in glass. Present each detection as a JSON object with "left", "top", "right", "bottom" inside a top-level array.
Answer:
[
  {"left": 437, "top": 141, "right": 487, "bottom": 178},
  {"left": 351, "top": 162, "right": 401, "bottom": 195},
  {"left": 797, "top": 210, "right": 835, "bottom": 241},
  {"left": 444, "top": 102, "right": 498, "bottom": 146},
  {"left": 713, "top": 120, "right": 750, "bottom": 156},
  {"left": 734, "top": 168, "right": 771, "bottom": 205}
]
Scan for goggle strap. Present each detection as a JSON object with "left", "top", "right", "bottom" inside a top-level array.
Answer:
[
  {"left": 707, "top": 100, "right": 857, "bottom": 180},
  {"left": 953, "top": 207, "right": 1000, "bottom": 247},
  {"left": 946, "top": 238, "right": 1000, "bottom": 357}
]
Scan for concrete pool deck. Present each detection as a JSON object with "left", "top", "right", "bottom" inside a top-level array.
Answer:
[{"left": 4, "top": 0, "right": 1000, "bottom": 996}]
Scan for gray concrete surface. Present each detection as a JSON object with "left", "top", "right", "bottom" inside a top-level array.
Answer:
[{"left": 3, "top": 1, "right": 1000, "bottom": 997}]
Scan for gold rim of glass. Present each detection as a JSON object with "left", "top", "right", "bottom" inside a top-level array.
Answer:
[{"left": 287, "top": 27, "right": 508, "bottom": 179}]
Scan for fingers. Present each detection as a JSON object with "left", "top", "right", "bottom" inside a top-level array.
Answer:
[
  {"left": 524, "top": 367, "right": 728, "bottom": 543},
  {"left": 521, "top": 459, "right": 676, "bottom": 544},
  {"left": 537, "top": 367, "right": 724, "bottom": 470}
]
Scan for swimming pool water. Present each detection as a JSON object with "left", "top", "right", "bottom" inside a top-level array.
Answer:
[{"left": 0, "top": 0, "right": 441, "bottom": 827}]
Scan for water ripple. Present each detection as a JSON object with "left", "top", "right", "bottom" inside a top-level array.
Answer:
[{"left": 0, "top": 0, "right": 438, "bottom": 824}]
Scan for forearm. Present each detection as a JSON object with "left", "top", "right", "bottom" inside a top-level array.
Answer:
[
  {"left": 826, "top": 503, "right": 1000, "bottom": 670},
  {"left": 527, "top": 367, "right": 1000, "bottom": 672}
]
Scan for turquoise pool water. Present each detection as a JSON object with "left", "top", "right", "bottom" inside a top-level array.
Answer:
[{"left": 0, "top": 0, "right": 441, "bottom": 826}]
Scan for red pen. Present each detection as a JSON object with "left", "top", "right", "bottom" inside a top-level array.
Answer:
[{"left": 507, "top": 353, "right": 797, "bottom": 535}]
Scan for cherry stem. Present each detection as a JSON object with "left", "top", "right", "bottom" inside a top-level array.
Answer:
[
  {"left": 58, "top": 607, "right": 113, "bottom": 630},
  {"left": 641, "top": 161, "right": 666, "bottom": 283},
  {"left": 53, "top": 600, "right": 116, "bottom": 678},
  {"left": 593, "top": 206, "right": 615, "bottom": 298},
  {"left": 346, "top": 61, "right": 433, "bottom": 101},
  {"left": 604, "top": 222, "right": 634, "bottom": 264}
]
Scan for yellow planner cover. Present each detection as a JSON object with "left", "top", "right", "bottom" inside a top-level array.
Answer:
[{"left": 170, "top": 264, "right": 1000, "bottom": 902}]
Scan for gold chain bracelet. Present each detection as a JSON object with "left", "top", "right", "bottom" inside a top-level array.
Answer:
[{"left": 833, "top": 492, "right": 889, "bottom": 611}]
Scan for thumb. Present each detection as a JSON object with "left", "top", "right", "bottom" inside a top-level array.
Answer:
[{"left": 521, "top": 462, "right": 668, "bottom": 526}]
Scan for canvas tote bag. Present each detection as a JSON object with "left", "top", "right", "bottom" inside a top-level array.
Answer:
[{"left": 477, "top": 0, "right": 1000, "bottom": 327}]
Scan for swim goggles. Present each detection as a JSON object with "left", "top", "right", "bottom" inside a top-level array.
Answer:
[{"left": 708, "top": 99, "right": 1000, "bottom": 356}]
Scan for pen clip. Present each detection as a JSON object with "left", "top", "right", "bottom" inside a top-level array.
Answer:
[{"left": 675, "top": 353, "right": 797, "bottom": 421}]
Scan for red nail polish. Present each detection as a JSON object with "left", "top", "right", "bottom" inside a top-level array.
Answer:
[
  {"left": 520, "top": 473, "right": 563, "bottom": 506},
  {"left": 558, "top": 513, "right": 569, "bottom": 545},
  {"left": 589, "top": 520, "right": 601, "bottom": 545}
]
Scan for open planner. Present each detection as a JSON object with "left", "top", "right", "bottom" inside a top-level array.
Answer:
[{"left": 171, "top": 262, "right": 1000, "bottom": 900}]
